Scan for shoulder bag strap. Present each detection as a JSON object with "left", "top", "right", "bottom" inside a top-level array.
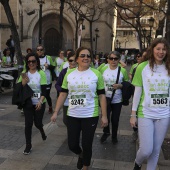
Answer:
[{"left": 110, "top": 66, "right": 121, "bottom": 100}]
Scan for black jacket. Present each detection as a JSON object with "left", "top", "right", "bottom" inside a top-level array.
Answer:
[{"left": 12, "top": 82, "right": 33, "bottom": 109}]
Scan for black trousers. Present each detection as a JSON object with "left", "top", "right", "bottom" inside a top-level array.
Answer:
[
  {"left": 46, "top": 84, "right": 52, "bottom": 107},
  {"left": 103, "top": 102, "right": 122, "bottom": 139},
  {"left": 23, "top": 103, "right": 45, "bottom": 144},
  {"left": 67, "top": 116, "right": 99, "bottom": 166},
  {"left": 63, "top": 106, "right": 68, "bottom": 126}
]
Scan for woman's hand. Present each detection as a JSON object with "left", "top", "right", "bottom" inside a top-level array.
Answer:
[
  {"left": 112, "top": 83, "right": 122, "bottom": 89},
  {"left": 130, "top": 111, "right": 137, "bottom": 128},
  {"left": 35, "top": 102, "right": 41, "bottom": 110},
  {"left": 51, "top": 112, "right": 58, "bottom": 122},
  {"left": 101, "top": 115, "right": 108, "bottom": 128},
  {"left": 44, "top": 63, "right": 48, "bottom": 69},
  {"left": 22, "top": 75, "right": 29, "bottom": 86}
]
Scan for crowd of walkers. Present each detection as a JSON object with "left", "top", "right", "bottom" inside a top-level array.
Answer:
[{"left": 12, "top": 37, "right": 170, "bottom": 170}]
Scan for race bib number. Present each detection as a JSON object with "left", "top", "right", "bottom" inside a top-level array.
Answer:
[
  {"left": 32, "top": 93, "right": 40, "bottom": 99},
  {"left": 150, "top": 94, "right": 169, "bottom": 107},
  {"left": 40, "top": 65, "right": 46, "bottom": 71},
  {"left": 69, "top": 95, "right": 86, "bottom": 108}
]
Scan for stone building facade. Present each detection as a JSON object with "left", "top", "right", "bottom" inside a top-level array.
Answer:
[{"left": 0, "top": 0, "right": 114, "bottom": 56}]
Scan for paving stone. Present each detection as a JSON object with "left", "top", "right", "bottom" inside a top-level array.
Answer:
[
  {"left": 0, "top": 124, "right": 37, "bottom": 150},
  {"left": 0, "top": 149, "right": 15, "bottom": 158},
  {"left": 114, "top": 161, "right": 134, "bottom": 170},
  {"left": 92, "top": 159, "right": 114, "bottom": 170},
  {"left": 44, "top": 163, "right": 105, "bottom": 170},
  {"left": 49, "top": 155, "right": 73, "bottom": 165},
  {"left": 0, "top": 158, "right": 5, "bottom": 164},
  {"left": 56, "top": 134, "right": 136, "bottom": 162},
  {"left": 158, "top": 165, "right": 169, "bottom": 170}
]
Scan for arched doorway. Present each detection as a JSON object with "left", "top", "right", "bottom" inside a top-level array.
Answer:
[{"left": 44, "top": 28, "right": 60, "bottom": 56}]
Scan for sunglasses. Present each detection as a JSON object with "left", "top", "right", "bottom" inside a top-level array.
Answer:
[
  {"left": 79, "top": 54, "right": 91, "bottom": 58},
  {"left": 27, "top": 60, "right": 37, "bottom": 64},
  {"left": 108, "top": 57, "right": 119, "bottom": 61},
  {"left": 68, "top": 59, "right": 75, "bottom": 62},
  {"left": 137, "top": 55, "right": 142, "bottom": 58},
  {"left": 37, "top": 49, "right": 43, "bottom": 51}
]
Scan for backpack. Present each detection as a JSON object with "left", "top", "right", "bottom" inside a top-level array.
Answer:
[{"left": 121, "top": 81, "right": 134, "bottom": 106}]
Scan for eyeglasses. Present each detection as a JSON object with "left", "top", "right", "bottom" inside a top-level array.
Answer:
[
  {"left": 27, "top": 60, "right": 37, "bottom": 64},
  {"left": 79, "top": 54, "right": 91, "bottom": 58},
  {"left": 37, "top": 49, "right": 43, "bottom": 51},
  {"left": 137, "top": 55, "right": 141, "bottom": 58},
  {"left": 68, "top": 59, "right": 75, "bottom": 62},
  {"left": 108, "top": 57, "right": 119, "bottom": 61}
]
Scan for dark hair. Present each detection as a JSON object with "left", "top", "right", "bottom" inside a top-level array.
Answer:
[
  {"left": 103, "top": 52, "right": 109, "bottom": 64},
  {"left": 3, "top": 48, "right": 10, "bottom": 56},
  {"left": 26, "top": 48, "right": 32, "bottom": 53},
  {"left": 108, "top": 51, "right": 121, "bottom": 59},
  {"left": 75, "top": 47, "right": 92, "bottom": 61},
  {"left": 67, "top": 51, "right": 75, "bottom": 60},
  {"left": 135, "top": 52, "right": 142, "bottom": 58},
  {"left": 58, "top": 49, "right": 64, "bottom": 55},
  {"left": 25, "top": 52, "right": 41, "bottom": 72},
  {"left": 146, "top": 38, "right": 170, "bottom": 75}
]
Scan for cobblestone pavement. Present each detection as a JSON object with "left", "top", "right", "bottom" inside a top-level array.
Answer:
[{"left": 0, "top": 82, "right": 169, "bottom": 170}]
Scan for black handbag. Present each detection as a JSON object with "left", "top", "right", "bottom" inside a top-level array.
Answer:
[{"left": 106, "top": 66, "right": 121, "bottom": 107}]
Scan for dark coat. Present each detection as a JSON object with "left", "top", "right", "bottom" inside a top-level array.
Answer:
[
  {"left": 12, "top": 82, "right": 33, "bottom": 109},
  {"left": 121, "top": 81, "right": 134, "bottom": 106}
]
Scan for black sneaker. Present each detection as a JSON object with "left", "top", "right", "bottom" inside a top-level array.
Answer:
[
  {"left": 23, "top": 144, "right": 32, "bottom": 155},
  {"left": 77, "top": 156, "right": 83, "bottom": 169},
  {"left": 100, "top": 133, "right": 110, "bottom": 143},
  {"left": 112, "top": 138, "right": 118, "bottom": 144},
  {"left": 41, "top": 133, "right": 47, "bottom": 141},
  {"left": 133, "top": 162, "right": 141, "bottom": 170}
]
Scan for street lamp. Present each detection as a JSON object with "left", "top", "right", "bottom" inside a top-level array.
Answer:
[
  {"left": 111, "top": 33, "right": 114, "bottom": 51},
  {"left": 94, "top": 28, "right": 99, "bottom": 55},
  {"left": 77, "top": 15, "right": 84, "bottom": 47},
  {"left": 148, "top": 17, "right": 154, "bottom": 46},
  {"left": 142, "top": 28, "right": 147, "bottom": 49},
  {"left": 37, "top": 0, "right": 45, "bottom": 45}
]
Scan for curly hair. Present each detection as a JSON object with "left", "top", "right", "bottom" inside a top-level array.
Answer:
[
  {"left": 25, "top": 52, "right": 41, "bottom": 72},
  {"left": 145, "top": 38, "right": 170, "bottom": 75}
]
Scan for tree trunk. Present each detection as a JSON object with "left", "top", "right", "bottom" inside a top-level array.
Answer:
[
  {"left": 166, "top": 1, "right": 170, "bottom": 43},
  {"left": 59, "top": 0, "right": 65, "bottom": 49},
  {"left": 75, "top": 19, "right": 78, "bottom": 49},
  {"left": 89, "top": 21, "right": 93, "bottom": 56},
  {"left": 1, "top": 0, "right": 23, "bottom": 73}
]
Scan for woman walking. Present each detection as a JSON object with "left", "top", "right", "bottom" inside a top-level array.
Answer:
[
  {"left": 51, "top": 47, "right": 108, "bottom": 170},
  {"left": 130, "top": 38, "right": 170, "bottom": 170},
  {"left": 100, "top": 51, "right": 129, "bottom": 144},
  {"left": 17, "top": 53, "right": 47, "bottom": 155}
]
